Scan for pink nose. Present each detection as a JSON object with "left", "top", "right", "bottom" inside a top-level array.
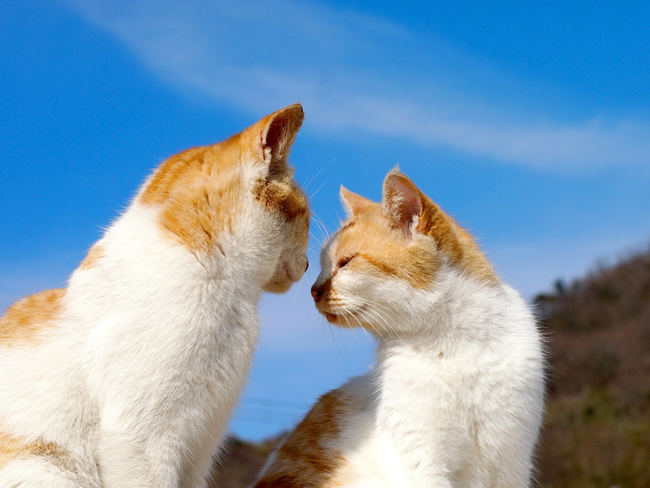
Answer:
[{"left": 311, "top": 283, "right": 323, "bottom": 302}]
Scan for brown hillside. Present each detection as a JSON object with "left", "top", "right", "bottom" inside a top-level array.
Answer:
[{"left": 536, "top": 246, "right": 650, "bottom": 487}]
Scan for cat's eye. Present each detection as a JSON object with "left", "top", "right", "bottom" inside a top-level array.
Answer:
[{"left": 337, "top": 255, "right": 356, "bottom": 269}]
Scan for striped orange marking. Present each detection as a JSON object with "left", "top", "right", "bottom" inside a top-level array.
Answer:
[{"left": 78, "top": 244, "right": 104, "bottom": 271}]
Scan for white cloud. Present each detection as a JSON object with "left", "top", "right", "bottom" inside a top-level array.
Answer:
[{"left": 65, "top": 0, "right": 650, "bottom": 172}]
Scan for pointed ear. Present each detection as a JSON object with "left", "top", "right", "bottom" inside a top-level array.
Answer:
[
  {"left": 340, "top": 186, "right": 373, "bottom": 217},
  {"left": 255, "top": 104, "right": 304, "bottom": 177},
  {"left": 382, "top": 169, "right": 423, "bottom": 237}
]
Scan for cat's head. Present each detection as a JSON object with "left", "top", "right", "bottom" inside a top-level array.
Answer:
[
  {"left": 310, "top": 169, "right": 496, "bottom": 336},
  {"left": 139, "top": 104, "right": 309, "bottom": 293}
]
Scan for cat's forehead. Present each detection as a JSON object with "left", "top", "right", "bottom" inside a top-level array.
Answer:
[{"left": 332, "top": 209, "right": 402, "bottom": 252}]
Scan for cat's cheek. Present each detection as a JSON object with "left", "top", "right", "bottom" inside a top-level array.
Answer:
[
  {"left": 262, "top": 260, "right": 304, "bottom": 293},
  {"left": 284, "top": 256, "right": 308, "bottom": 282},
  {"left": 324, "top": 311, "right": 340, "bottom": 324}
]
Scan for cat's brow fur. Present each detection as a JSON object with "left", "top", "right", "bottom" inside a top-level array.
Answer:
[
  {"left": 255, "top": 170, "right": 544, "bottom": 487},
  {"left": 0, "top": 104, "right": 309, "bottom": 487}
]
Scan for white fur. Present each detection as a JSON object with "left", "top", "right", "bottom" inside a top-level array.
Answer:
[
  {"left": 311, "top": 249, "right": 545, "bottom": 487},
  {"left": 0, "top": 163, "right": 307, "bottom": 486}
]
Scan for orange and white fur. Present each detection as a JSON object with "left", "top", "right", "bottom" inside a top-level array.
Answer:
[
  {"left": 254, "top": 170, "right": 544, "bottom": 487},
  {"left": 0, "top": 105, "right": 310, "bottom": 487}
]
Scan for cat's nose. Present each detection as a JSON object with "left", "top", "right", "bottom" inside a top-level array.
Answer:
[
  {"left": 304, "top": 258, "right": 309, "bottom": 272},
  {"left": 311, "top": 283, "right": 322, "bottom": 302}
]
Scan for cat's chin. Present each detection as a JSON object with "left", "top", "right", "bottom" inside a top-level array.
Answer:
[
  {"left": 323, "top": 311, "right": 339, "bottom": 323},
  {"left": 263, "top": 279, "right": 294, "bottom": 294},
  {"left": 318, "top": 305, "right": 367, "bottom": 327},
  {"left": 312, "top": 305, "right": 340, "bottom": 324}
]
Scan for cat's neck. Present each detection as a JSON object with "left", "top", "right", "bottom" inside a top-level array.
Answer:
[
  {"left": 66, "top": 203, "right": 276, "bottom": 332},
  {"left": 371, "top": 270, "right": 526, "bottom": 484},
  {"left": 380, "top": 266, "right": 509, "bottom": 349},
  {"left": 372, "top": 268, "right": 529, "bottom": 402},
  {"left": 84, "top": 203, "right": 272, "bottom": 283}
]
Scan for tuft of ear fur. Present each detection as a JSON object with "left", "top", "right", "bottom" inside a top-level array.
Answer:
[
  {"left": 382, "top": 169, "right": 423, "bottom": 237},
  {"left": 257, "top": 104, "right": 304, "bottom": 178},
  {"left": 340, "top": 186, "right": 373, "bottom": 217}
]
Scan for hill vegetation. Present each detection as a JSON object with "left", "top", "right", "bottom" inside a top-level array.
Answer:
[
  {"left": 209, "top": 246, "right": 650, "bottom": 487},
  {"left": 535, "top": 246, "right": 650, "bottom": 487}
]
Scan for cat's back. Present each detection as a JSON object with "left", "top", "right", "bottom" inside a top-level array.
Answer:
[
  {"left": 0, "top": 286, "right": 84, "bottom": 385},
  {"left": 0, "top": 286, "right": 100, "bottom": 483}
]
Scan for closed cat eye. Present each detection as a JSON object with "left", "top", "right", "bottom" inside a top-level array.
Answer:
[{"left": 338, "top": 255, "right": 356, "bottom": 268}]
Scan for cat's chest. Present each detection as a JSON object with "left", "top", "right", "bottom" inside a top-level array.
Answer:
[
  {"left": 85, "top": 285, "right": 261, "bottom": 401},
  {"left": 378, "top": 346, "right": 494, "bottom": 410},
  {"left": 180, "top": 296, "right": 259, "bottom": 370}
]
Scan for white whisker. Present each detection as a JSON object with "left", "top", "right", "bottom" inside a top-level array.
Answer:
[
  {"left": 309, "top": 177, "right": 331, "bottom": 200},
  {"left": 304, "top": 158, "right": 335, "bottom": 191}
]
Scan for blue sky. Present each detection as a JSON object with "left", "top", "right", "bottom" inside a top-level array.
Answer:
[{"left": 1, "top": 0, "right": 649, "bottom": 440}]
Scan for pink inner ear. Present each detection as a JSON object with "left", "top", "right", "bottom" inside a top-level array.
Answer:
[
  {"left": 259, "top": 104, "right": 304, "bottom": 174},
  {"left": 384, "top": 174, "right": 422, "bottom": 233}
]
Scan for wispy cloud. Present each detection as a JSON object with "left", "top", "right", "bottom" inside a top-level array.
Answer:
[{"left": 66, "top": 0, "right": 650, "bottom": 171}]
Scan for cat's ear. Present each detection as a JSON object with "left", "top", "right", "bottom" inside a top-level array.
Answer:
[
  {"left": 382, "top": 169, "right": 423, "bottom": 237},
  {"left": 340, "top": 186, "right": 373, "bottom": 217},
  {"left": 254, "top": 104, "right": 304, "bottom": 177}
]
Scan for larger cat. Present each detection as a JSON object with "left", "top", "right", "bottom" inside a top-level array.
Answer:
[
  {"left": 254, "top": 170, "right": 544, "bottom": 487},
  {"left": 0, "top": 104, "right": 310, "bottom": 487}
]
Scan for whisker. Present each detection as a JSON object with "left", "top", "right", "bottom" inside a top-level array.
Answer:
[
  {"left": 308, "top": 231, "right": 323, "bottom": 247},
  {"left": 304, "top": 158, "right": 335, "bottom": 191},
  {"left": 351, "top": 297, "right": 405, "bottom": 343},
  {"left": 310, "top": 214, "right": 330, "bottom": 244},
  {"left": 291, "top": 274, "right": 305, "bottom": 303},
  {"left": 309, "top": 177, "right": 332, "bottom": 200},
  {"left": 327, "top": 322, "right": 345, "bottom": 362}
]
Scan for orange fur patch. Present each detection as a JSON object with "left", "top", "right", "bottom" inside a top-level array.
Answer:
[
  {"left": 253, "top": 179, "right": 309, "bottom": 222},
  {"left": 140, "top": 146, "right": 211, "bottom": 206},
  {"left": 416, "top": 195, "right": 497, "bottom": 284},
  {"left": 139, "top": 106, "right": 307, "bottom": 255},
  {"left": 0, "top": 430, "right": 66, "bottom": 469},
  {"left": 333, "top": 206, "right": 438, "bottom": 290},
  {"left": 78, "top": 244, "right": 104, "bottom": 271},
  {"left": 0, "top": 289, "right": 66, "bottom": 346},
  {"left": 140, "top": 139, "right": 245, "bottom": 254},
  {"left": 331, "top": 191, "right": 496, "bottom": 288},
  {"left": 253, "top": 389, "right": 350, "bottom": 488}
]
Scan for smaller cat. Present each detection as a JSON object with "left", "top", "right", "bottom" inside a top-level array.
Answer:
[
  {"left": 253, "top": 170, "right": 545, "bottom": 488},
  {"left": 0, "top": 104, "right": 310, "bottom": 487}
]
